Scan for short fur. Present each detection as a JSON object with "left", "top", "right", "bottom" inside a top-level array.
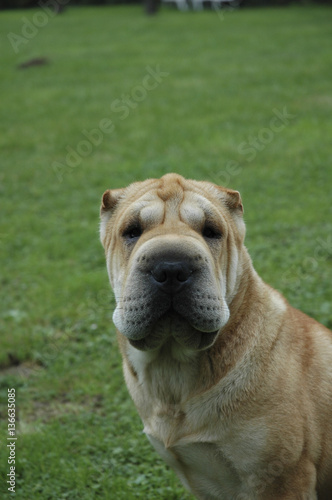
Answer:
[{"left": 100, "top": 173, "right": 332, "bottom": 499}]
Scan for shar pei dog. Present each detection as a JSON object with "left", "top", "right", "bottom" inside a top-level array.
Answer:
[{"left": 99, "top": 173, "right": 332, "bottom": 499}]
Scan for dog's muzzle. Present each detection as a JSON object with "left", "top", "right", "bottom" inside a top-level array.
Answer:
[{"left": 112, "top": 239, "right": 230, "bottom": 350}]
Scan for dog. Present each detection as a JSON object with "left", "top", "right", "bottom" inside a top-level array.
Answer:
[{"left": 100, "top": 173, "right": 332, "bottom": 499}]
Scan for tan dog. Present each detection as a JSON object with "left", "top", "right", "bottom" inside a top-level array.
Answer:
[{"left": 100, "top": 173, "right": 332, "bottom": 499}]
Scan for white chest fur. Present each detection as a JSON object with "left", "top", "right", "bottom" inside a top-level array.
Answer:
[{"left": 125, "top": 342, "right": 267, "bottom": 500}]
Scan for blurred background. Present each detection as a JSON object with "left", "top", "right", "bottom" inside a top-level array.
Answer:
[
  {"left": 0, "top": 1, "right": 331, "bottom": 499},
  {"left": 2, "top": 0, "right": 332, "bottom": 14}
]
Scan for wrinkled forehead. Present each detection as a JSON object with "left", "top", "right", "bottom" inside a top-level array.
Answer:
[{"left": 120, "top": 187, "right": 221, "bottom": 229}]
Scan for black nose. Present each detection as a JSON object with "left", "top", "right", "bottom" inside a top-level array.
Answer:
[{"left": 150, "top": 261, "right": 192, "bottom": 294}]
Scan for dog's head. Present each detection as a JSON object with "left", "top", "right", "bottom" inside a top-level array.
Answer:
[{"left": 100, "top": 174, "right": 246, "bottom": 351}]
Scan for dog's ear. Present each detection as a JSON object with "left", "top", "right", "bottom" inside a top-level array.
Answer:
[
  {"left": 100, "top": 188, "right": 125, "bottom": 247},
  {"left": 214, "top": 186, "right": 243, "bottom": 215},
  {"left": 223, "top": 188, "right": 244, "bottom": 214},
  {"left": 215, "top": 186, "right": 245, "bottom": 242},
  {"left": 100, "top": 189, "right": 125, "bottom": 214}
]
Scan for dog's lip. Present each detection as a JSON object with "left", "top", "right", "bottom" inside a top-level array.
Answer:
[
  {"left": 163, "top": 307, "right": 220, "bottom": 334},
  {"left": 114, "top": 294, "right": 225, "bottom": 343},
  {"left": 126, "top": 309, "right": 220, "bottom": 342},
  {"left": 127, "top": 305, "right": 221, "bottom": 340},
  {"left": 197, "top": 330, "right": 219, "bottom": 349},
  {"left": 128, "top": 327, "right": 219, "bottom": 351}
]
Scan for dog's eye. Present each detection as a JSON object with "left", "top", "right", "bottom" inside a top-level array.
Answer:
[
  {"left": 123, "top": 225, "right": 142, "bottom": 241},
  {"left": 202, "top": 225, "right": 222, "bottom": 240}
]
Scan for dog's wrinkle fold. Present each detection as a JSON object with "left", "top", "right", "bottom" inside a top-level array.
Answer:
[{"left": 100, "top": 174, "right": 332, "bottom": 498}]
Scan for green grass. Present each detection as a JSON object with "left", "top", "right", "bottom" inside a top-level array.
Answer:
[{"left": 0, "top": 3, "right": 332, "bottom": 499}]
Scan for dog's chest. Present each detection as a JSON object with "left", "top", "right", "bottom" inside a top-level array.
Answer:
[
  {"left": 126, "top": 346, "right": 261, "bottom": 497},
  {"left": 145, "top": 431, "right": 242, "bottom": 498},
  {"left": 141, "top": 398, "right": 267, "bottom": 499},
  {"left": 142, "top": 403, "right": 247, "bottom": 499}
]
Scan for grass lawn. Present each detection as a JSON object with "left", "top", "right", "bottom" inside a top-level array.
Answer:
[{"left": 0, "top": 3, "right": 331, "bottom": 499}]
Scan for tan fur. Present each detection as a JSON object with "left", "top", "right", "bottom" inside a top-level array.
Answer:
[{"left": 100, "top": 173, "right": 332, "bottom": 499}]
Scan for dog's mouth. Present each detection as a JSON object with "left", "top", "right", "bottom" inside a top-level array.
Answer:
[
  {"left": 113, "top": 289, "right": 227, "bottom": 341},
  {"left": 127, "top": 309, "right": 220, "bottom": 352},
  {"left": 112, "top": 264, "right": 230, "bottom": 351}
]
